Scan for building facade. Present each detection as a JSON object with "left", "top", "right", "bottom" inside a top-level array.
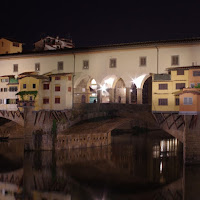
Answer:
[
  {"left": 0, "top": 38, "right": 23, "bottom": 55},
  {"left": 152, "top": 66, "right": 200, "bottom": 115},
  {"left": 1, "top": 38, "right": 200, "bottom": 108}
]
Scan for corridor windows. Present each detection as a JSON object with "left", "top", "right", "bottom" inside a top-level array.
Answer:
[
  {"left": 43, "top": 98, "right": 49, "bottom": 104},
  {"left": 83, "top": 60, "right": 89, "bottom": 69},
  {"left": 55, "top": 97, "right": 60, "bottom": 104},
  {"left": 55, "top": 85, "right": 60, "bottom": 91},
  {"left": 171, "top": 55, "right": 179, "bottom": 66},
  {"left": 139, "top": 57, "right": 147, "bottom": 67},
  {"left": 158, "top": 98, "right": 168, "bottom": 105},
  {"left": 159, "top": 84, "right": 168, "bottom": 90},
  {"left": 43, "top": 84, "right": 49, "bottom": 90},
  {"left": 184, "top": 97, "right": 193, "bottom": 105},
  {"left": 176, "top": 83, "right": 185, "bottom": 89},
  {"left": 35, "top": 63, "right": 40, "bottom": 71},
  {"left": 58, "top": 61, "right": 63, "bottom": 71},
  {"left": 13, "top": 64, "right": 18, "bottom": 72},
  {"left": 109, "top": 58, "right": 117, "bottom": 68}
]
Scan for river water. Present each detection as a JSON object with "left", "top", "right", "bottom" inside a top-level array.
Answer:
[{"left": 0, "top": 131, "right": 200, "bottom": 200}]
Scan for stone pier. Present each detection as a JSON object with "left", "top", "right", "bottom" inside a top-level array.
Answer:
[{"left": 183, "top": 114, "right": 200, "bottom": 164}]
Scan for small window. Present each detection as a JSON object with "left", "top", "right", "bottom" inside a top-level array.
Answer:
[
  {"left": 176, "top": 83, "right": 185, "bottom": 89},
  {"left": 23, "top": 84, "right": 26, "bottom": 89},
  {"left": 68, "top": 76, "right": 71, "bottom": 81},
  {"left": 83, "top": 60, "right": 89, "bottom": 69},
  {"left": 43, "top": 84, "right": 49, "bottom": 90},
  {"left": 13, "top": 64, "right": 18, "bottom": 72},
  {"left": 58, "top": 61, "right": 63, "bottom": 70},
  {"left": 193, "top": 71, "right": 200, "bottom": 76},
  {"left": 0, "top": 88, "right": 3, "bottom": 92},
  {"left": 177, "top": 69, "right": 184, "bottom": 75},
  {"left": 43, "top": 98, "right": 49, "bottom": 104},
  {"left": 30, "top": 96, "right": 33, "bottom": 101},
  {"left": 55, "top": 85, "right": 60, "bottom": 91},
  {"left": 9, "top": 87, "right": 17, "bottom": 92},
  {"left": 55, "top": 97, "right": 60, "bottom": 104},
  {"left": 109, "top": 58, "right": 117, "bottom": 68},
  {"left": 158, "top": 99, "right": 168, "bottom": 105},
  {"left": 33, "top": 84, "right": 36, "bottom": 89},
  {"left": 68, "top": 87, "right": 71, "bottom": 92},
  {"left": 4, "top": 88, "right": 7, "bottom": 92},
  {"left": 140, "top": 57, "right": 147, "bottom": 66},
  {"left": 184, "top": 97, "right": 193, "bottom": 105},
  {"left": 171, "top": 55, "right": 179, "bottom": 66},
  {"left": 159, "top": 84, "right": 168, "bottom": 90},
  {"left": 35, "top": 63, "right": 40, "bottom": 71},
  {"left": 175, "top": 98, "right": 179, "bottom": 105},
  {"left": 55, "top": 76, "right": 61, "bottom": 80}
]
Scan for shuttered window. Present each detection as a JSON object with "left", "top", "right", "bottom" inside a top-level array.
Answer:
[
  {"left": 158, "top": 99, "right": 168, "bottom": 105},
  {"left": 159, "top": 84, "right": 168, "bottom": 90},
  {"left": 183, "top": 97, "right": 193, "bottom": 105},
  {"left": 176, "top": 83, "right": 185, "bottom": 89}
]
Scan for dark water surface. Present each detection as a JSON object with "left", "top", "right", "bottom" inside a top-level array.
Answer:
[{"left": 0, "top": 131, "right": 199, "bottom": 199}]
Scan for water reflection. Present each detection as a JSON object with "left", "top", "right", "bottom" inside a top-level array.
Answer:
[{"left": 1, "top": 131, "right": 199, "bottom": 199}]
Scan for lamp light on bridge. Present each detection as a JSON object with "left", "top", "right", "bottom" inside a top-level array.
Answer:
[{"left": 131, "top": 74, "right": 146, "bottom": 88}]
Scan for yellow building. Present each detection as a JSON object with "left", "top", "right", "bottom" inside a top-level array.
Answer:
[
  {"left": 17, "top": 72, "right": 73, "bottom": 111},
  {"left": 152, "top": 67, "right": 189, "bottom": 112},
  {"left": 0, "top": 37, "right": 23, "bottom": 55}
]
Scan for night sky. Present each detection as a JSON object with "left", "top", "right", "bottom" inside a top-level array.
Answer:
[{"left": 1, "top": 1, "right": 200, "bottom": 49}]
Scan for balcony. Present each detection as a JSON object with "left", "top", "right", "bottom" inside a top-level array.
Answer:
[{"left": 17, "top": 100, "right": 35, "bottom": 107}]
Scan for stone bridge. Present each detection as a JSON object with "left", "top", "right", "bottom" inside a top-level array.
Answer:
[{"left": 153, "top": 112, "right": 200, "bottom": 164}]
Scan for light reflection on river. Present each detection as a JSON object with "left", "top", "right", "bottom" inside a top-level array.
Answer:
[{"left": 0, "top": 131, "right": 199, "bottom": 199}]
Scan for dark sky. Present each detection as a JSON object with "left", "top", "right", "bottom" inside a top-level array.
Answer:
[{"left": 1, "top": 1, "right": 200, "bottom": 49}]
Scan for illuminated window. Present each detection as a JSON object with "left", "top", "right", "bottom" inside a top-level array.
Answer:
[
  {"left": 13, "top": 64, "right": 18, "bottom": 72},
  {"left": 109, "top": 58, "right": 117, "bottom": 68},
  {"left": 43, "top": 84, "right": 49, "bottom": 90},
  {"left": 158, "top": 99, "right": 168, "bottom": 105},
  {"left": 184, "top": 97, "right": 193, "bottom": 105},
  {"left": 55, "top": 97, "right": 60, "bottom": 104},
  {"left": 35, "top": 63, "right": 40, "bottom": 71},
  {"left": 55, "top": 85, "right": 60, "bottom": 91},
  {"left": 176, "top": 83, "right": 185, "bottom": 89},
  {"left": 193, "top": 71, "right": 200, "bottom": 76},
  {"left": 159, "top": 84, "right": 168, "bottom": 90},
  {"left": 177, "top": 69, "right": 184, "bottom": 75},
  {"left": 83, "top": 60, "right": 89, "bottom": 69},
  {"left": 43, "top": 98, "right": 49, "bottom": 104},
  {"left": 58, "top": 61, "right": 63, "bottom": 70},
  {"left": 171, "top": 55, "right": 179, "bottom": 65},
  {"left": 140, "top": 57, "right": 147, "bottom": 66}
]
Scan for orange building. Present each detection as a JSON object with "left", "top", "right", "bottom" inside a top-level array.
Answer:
[{"left": 179, "top": 88, "right": 200, "bottom": 115}]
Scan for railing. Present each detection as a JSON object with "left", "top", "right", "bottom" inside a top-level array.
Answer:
[{"left": 17, "top": 100, "right": 35, "bottom": 107}]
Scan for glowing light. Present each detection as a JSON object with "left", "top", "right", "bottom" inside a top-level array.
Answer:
[
  {"left": 131, "top": 74, "right": 146, "bottom": 88},
  {"left": 91, "top": 79, "right": 97, "bottom": 84},
  {"left": 160, "top": 161, "right": 163, "bottom": 174},
  {"left": 99, "top": 84, "right": 109, "bottom": 96},
  {"left": 104, "top": 77, "right": 114, "bottom": 88}
]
